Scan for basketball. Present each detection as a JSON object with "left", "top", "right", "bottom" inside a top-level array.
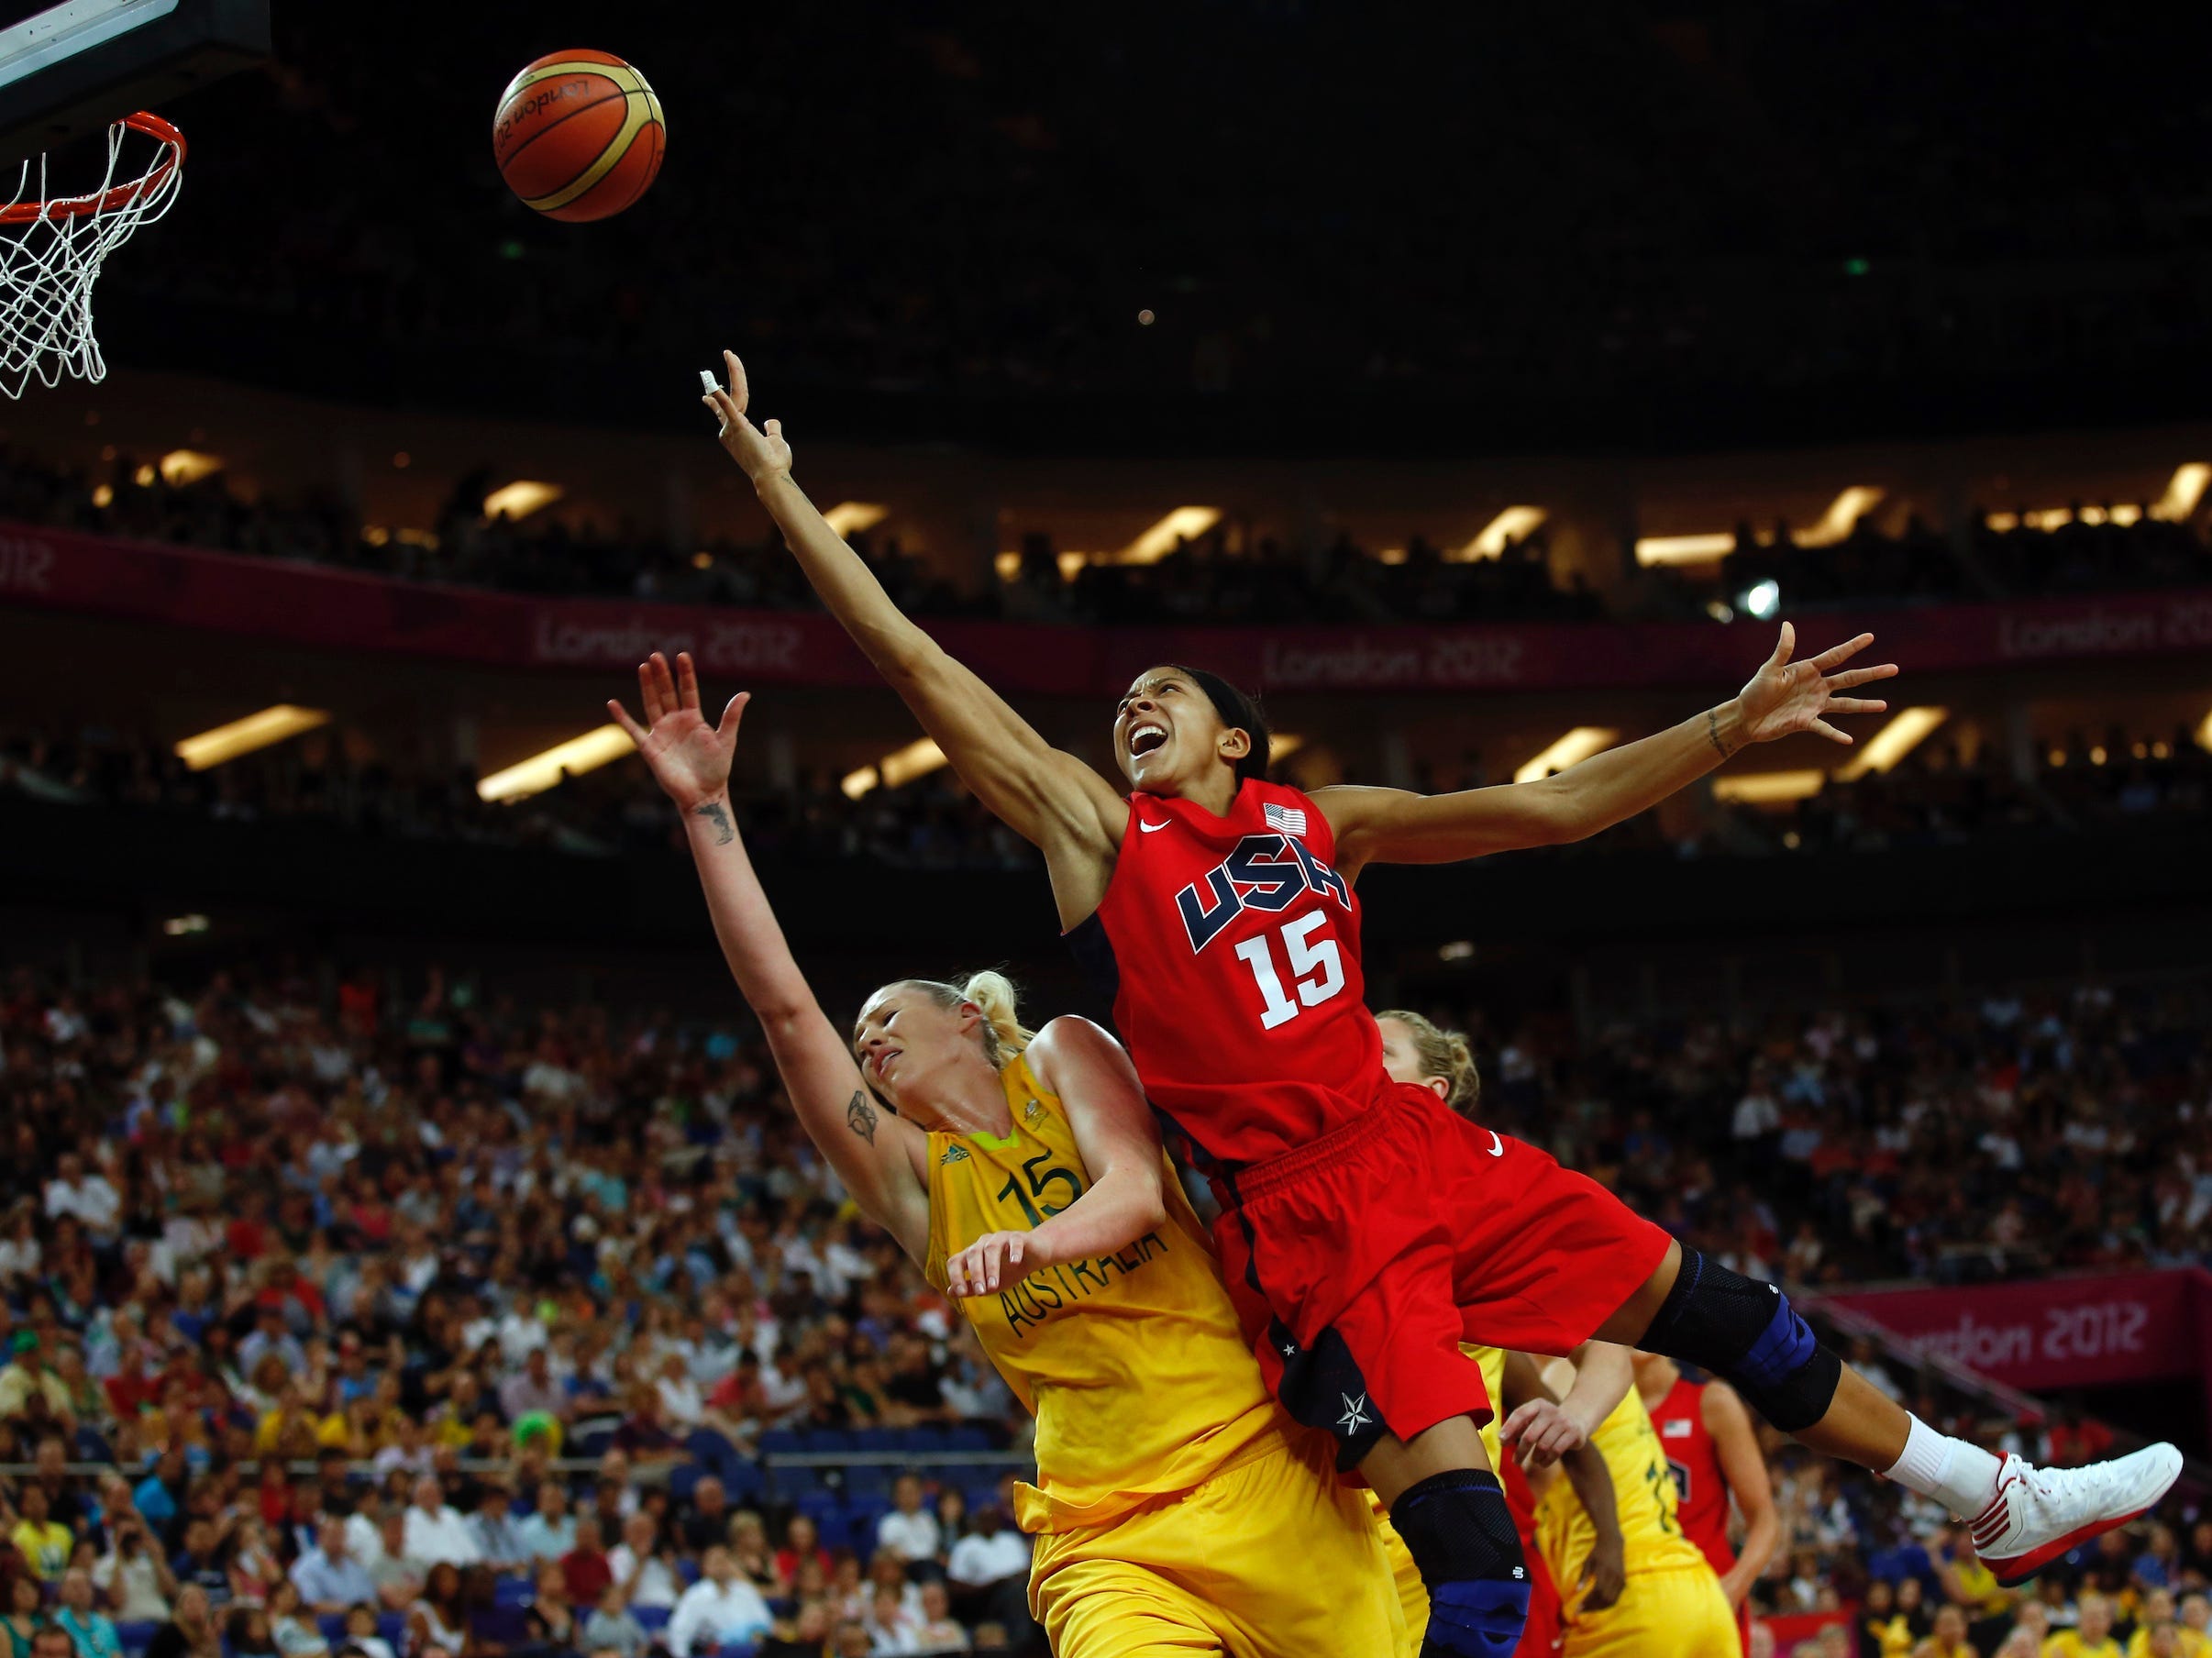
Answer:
[{"left": 492, "top": 49, "right": 664, "bottom": 222}]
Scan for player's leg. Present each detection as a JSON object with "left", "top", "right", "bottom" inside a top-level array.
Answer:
[
  {"left": 1190, "top": 1431, "right": 1407, "bottom": 1658},
  {"left": 1596, "top": 1241, "right": 2181, "bottom": 1584},
  {"left": 1029, "top": 1533, "right": 1228, "bottom": 1657},
  {"left": 1362, "top": 1421, "right": 1531, "bottom": 1658}
]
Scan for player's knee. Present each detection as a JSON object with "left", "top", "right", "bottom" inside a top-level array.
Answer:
[
  {"left": 1640, "top": 1247, "right": 1842, "bottom": 1432},
  {"left": 1388, "top": 1470, "right": 1531, "bottom": 1658}
]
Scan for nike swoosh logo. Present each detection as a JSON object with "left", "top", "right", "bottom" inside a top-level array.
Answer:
[
  {"left": 1138, "top": 818, "right": 1169, "bottom": 833},
  {"left": 1488, "top": 1131, "right": 1504, "bottom": 1156}
]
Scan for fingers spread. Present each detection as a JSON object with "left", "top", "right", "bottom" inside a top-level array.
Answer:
[
  {"left": 1768, "top": 620, "right": 1796, "bottom": 669},
  {"left": 1826, "top": 698, "right": 1887, "bottom": 715},
  {"left": 719, "top": 692, "right": 750, "bottom": 738},
  {"left": 637, "top": 660, "right": 664, "bottom": 724},
  {"left": 676, "top": 651, "right": 702, "bottom": 712},
  {"left": 652, "top": 652, "right": 680, "bottom": 712},
  {"left": 724, "top": 350, "right": 748, "bottom": 414},
  {"left": 1811, "top": 718, "right": 1850, "bottom": 745}
]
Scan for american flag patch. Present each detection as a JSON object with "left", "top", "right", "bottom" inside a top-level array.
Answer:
[
  {"left": 1264, "top": 801, "right": 1308, "bottom": 837},
  {"left": 1660, "top": 1420, "right": 1693, "bottom": 1438}
]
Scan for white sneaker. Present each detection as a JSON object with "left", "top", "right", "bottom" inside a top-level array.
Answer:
[{"left": 1972, "top": 1444, "right": 2184, "bottom": 1585}]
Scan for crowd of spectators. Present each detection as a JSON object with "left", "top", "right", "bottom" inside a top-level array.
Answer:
[{"left": 0, "top": 960, "right": 1041, "bottom": 1657}]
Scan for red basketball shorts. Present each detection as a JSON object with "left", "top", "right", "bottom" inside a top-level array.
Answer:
[{"left": 1211, "top": 1081, "right": 1674, "bottom": 1461}]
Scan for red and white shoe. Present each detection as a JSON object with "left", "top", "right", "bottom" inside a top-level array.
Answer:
[{"left": 1972, "top": 1444, "right": 2184, "bottom": 1586}]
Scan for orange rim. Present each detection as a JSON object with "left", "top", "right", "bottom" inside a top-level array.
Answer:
[{"left": 0, "top": 112, "right": 185, "bottom": 227}]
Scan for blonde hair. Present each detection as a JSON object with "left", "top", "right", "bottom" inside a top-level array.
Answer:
[
  {"left": 899, "top": 970, "right": 1035, "bottom": 1068},
  {"left": 1376, "top": 1009, "right": 1479, "bottom": 1113}
]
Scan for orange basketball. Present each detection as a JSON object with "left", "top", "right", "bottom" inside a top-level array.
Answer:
[{"left": 492, "top": 50, "right": 664, "bottom": 223}]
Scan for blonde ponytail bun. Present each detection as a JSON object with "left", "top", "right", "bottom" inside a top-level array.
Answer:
[{"left": 960, "top": 970, "right": 1036, "bottom": 1064}]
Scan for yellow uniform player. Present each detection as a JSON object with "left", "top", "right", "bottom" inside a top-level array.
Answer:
[
  {"left": 616, "top": 644, "right": 1403, "bottom": 1658},
  {"left": 1531, "top": 1360, "right": 1742, "bottom": 1658},
  {"left": 927, "top": 1045, "right": 1403, "bottom": 1657}
]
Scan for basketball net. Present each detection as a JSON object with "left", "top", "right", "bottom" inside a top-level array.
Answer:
[{"left": 0, "top": 112, "right": 184, "bottom": 399}]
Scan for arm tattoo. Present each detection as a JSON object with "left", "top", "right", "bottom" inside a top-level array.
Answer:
[
  {"left": 692, "top": 801, "right": 735, "bottom": 846},
  {"left": 846, "top": 1090, "right": 879, "bottom": 1145},
  {"left": 1706, "top": 708, "right": 1734, "bottom": 761}
]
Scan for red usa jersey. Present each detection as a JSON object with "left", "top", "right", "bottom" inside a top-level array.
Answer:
[
  {"left": 1067, "top": 779, "right": 1387, "bottom": 1169},
  {"left": 1651, "top": 1375, "right": 1736, "bottom": 1574}
]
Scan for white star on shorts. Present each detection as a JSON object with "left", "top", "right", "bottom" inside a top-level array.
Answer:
[{"left": 1338, "top": 1392, "right": 1373, "bottom": 1435}]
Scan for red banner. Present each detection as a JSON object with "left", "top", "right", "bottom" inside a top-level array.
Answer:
[
  {"left": 1819, "top": 1270, "right": 2212, "bottom": 1391},
  {"left": 6, "top": 521, "right": 2212, "bottom": 694}
]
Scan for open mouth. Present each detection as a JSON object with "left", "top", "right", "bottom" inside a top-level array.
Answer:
[
  {"left": 1128, "top": 722, "right": 1167, "bottom": 758},
  {"left": 875, "top": 1050, "right": 901, "bottom": 1082}
]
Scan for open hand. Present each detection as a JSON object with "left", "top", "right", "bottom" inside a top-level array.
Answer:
[
  {"left": 1499, "top": 1398, "right": 1591, "bottom": 1471},
  {"left": 701, "top": 349, "right": 792, "bottom": 487},
  {"left": 606, "top": 650, "right": 748, "bottom": 813},
  {"left": 946, "top": 1231, "right": 1031, "bottom": 1299},
  {"left": 1735, "top": 624, "right": 1897, "bottom": 746}
]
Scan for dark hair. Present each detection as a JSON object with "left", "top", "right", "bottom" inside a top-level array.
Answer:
[{"left": 1166, "top": 666, "right": 1271, "bottom": 785}]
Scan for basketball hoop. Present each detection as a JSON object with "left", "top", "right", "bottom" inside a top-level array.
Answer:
[{"left": 0, "top": 111, "right": 183, "bottom": 399}]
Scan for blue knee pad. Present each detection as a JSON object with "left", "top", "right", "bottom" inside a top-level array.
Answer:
[
  {"left": 1641, "top": 1247, "right": 1843, "bottom": 1431},
  {"left": 1389, "top": 1470, "right": 1532, "bottom": 1658}
]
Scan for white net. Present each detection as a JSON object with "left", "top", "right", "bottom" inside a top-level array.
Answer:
[{"left": 0, "top": 113, "right": 183, "bottom": 399}]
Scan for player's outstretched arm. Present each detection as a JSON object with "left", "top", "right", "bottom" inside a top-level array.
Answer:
[
  {"left": 609, "top": 650, "right": 931, "bottom": 1261},
  {"left": 700, "top": 352, "right": 1124, "bottom": 923},
  {"left": 1506, "top": 1352, "right": 1625, "bottom": 1613},
  {"left": 1703, "top": 1379, "right": 1781, "bottom": 1610},
  {"left": 940, "top": 1015, "right": 1171, "bottom": 1299},
  {"left": 1313, "top": 624, "right": 1897, "bottom": 876}
]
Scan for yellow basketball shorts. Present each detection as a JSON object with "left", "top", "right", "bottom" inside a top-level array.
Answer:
[
  {"left": 1030, "top": 1431, "right": 1407, "bottom": 1658},
  {"left": 1562, "top": 1564, "right": 1742, "bottom": 1658}
]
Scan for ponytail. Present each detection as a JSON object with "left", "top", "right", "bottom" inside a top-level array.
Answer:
[
  {"left": 958, "top": 970, "right": 1035, "bottom": 1066},
  {"left": 1377, "top": 1008, "right": 1480, "bottom": 1113},
  {"left": 892, "top": 970, "right": 1036, "bottom": 1069}
]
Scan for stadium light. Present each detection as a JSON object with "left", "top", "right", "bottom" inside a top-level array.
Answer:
[
  {"left": 1269, "top": 733, "right": 1305, "bottom": 762},
  {"left": 1635, "top": 486, "right": 1882, "bottom": 566},
  {"left": 1633, "top": 532, "right": 1735, "bottom": 566},
  {"left": 1515, "top": 726, "right": 1619, "bottom": 784},
  {"left": 157, "top": 448, "right": 223, "bottom": 486},
  {"left": 1983, "top": 464, "right": 2209, "bottom": 534},
  {"left": 2196, "top": 709, "right": 2212, "bottom": 753},
  {"left": 174, "top": 705, "right": 330, "bottom": 772},
  {"left": 482, "top": 481, "right": 563, "bottom": 521},
  {"left": 1114, "top": 507, "right": 1221, "bottom": 565},
  {"left": 824, "top": 502, "right": 890, "bottom": 538},
  {"left": 1712, "top": 769, "right": 1825, "bottom": 804},
  {"left": 1457, "top": 506, "right": 1547, "bottom": 562},
  {"left": 1791, "top": 487, "right": 1885, "bottom": 548},
  {"left": 1837, "top": 706, "right": 1948, "bottom": 781},
  {"left": 477, "top": 725, "right": 635, "bottom": 801},
  {"left": 842, "top": 737, "right": 950, "bottom": 800}
]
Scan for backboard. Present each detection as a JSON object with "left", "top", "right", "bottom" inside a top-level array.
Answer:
[{"left": 0, "top": 0, "right": 269, "bottom": 166}]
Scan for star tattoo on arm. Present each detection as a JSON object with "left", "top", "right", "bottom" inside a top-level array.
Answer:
[{"left": 846, "top": 1090, "right": 878, "bottom": 1144}]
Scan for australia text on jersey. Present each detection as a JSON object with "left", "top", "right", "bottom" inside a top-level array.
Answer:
[
  {"left": 995, "top": 1232, "right": 1174, "bottom": 1337},
  {"left": 1175, "top": 832, "right": 1353, "bottom": 953}
]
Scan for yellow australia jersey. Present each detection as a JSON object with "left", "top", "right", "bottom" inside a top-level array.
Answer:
[
  {"left": 924, "top": 1051, "right": 1282, "bottom": 1533},
  {"left": 1535, "top": 1385, "right": 1711, "bottom": 1592}
]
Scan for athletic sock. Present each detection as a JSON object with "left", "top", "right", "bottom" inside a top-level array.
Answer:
[{"left": 1884, "top": 1413, "right": 2003, "bottom": 1518}]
